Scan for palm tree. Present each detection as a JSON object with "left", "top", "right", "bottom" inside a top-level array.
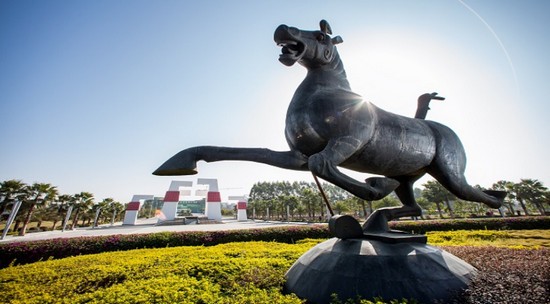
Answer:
[
  {"left": 52, "top": 194, "right": 73, "bottom": 230},
  {"left": 333, "top": 201, "right": 350, "bottom": 215},
  {"left": 422, "top": 180, "right": 456, "bottom": 218},
  {"left": 93, "top": 198, "right": 114, "bottom": 227},
  {"left": 492, "top": 180, "right": 515, "bottom": 216},
  {"left": 415, "top": 197, "right": 432, "bottom": 219},
  {"left": 70, "top": 192, "right": 94, "bottom": 229},
  {"left": 300, "top": 188, "right": 320, "bottom": 219},
  {"left": 19, "top": 183, "right": 58, "bottom": 236},
  {"left": 512, "top": 179, "right": 548, "bottom": 215},
  {"left": 0, "top": 180, "right": 29, "bottom": 235},
  {"left": 107, "top": 200, "right": 124, "bottom": 225},
  {"left": 0, "top": 180, "right": 28, "bottom": 218}
]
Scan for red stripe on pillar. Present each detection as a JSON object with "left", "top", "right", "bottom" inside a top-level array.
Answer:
[
  {"left": 164, "top": 191, "right": 179, "bottom": 202},
  {"left": 126, "top": 202, "right": 140, "bottom": 211},
  {"left": 207, "top": 191, "right": 221, "bottom": 202},
  {"left": 237, "top": 202, "right": 247, "bottom": 210}
]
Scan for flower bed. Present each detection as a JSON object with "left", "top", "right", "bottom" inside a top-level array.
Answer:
[
  {"left": 0, "top": 216, "right": 547, "bottom": 268},
  {"left": 442, "top": 246, "right": 549, "bottom": 304},
  {"left": 390, "top": 216, "right": 550, "bottom": 233},
  {"left": 0, "top": 225, "right": 330, "bottom": 268},
  {"left": 0, "top": 239, "right": 547, "bottom": 304}
]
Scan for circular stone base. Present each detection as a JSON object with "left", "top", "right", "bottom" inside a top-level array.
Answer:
[{"left": 284, "top": 238, "right": 476, "bottom": 304}]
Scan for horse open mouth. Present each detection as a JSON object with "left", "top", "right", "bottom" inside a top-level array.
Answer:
[{"left": 277, "top": 40, "right": 304, "bottom": 66}]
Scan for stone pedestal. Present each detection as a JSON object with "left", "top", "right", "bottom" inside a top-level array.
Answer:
[{"left": 285, "top": 238, "right": 476, "bottom": 304}]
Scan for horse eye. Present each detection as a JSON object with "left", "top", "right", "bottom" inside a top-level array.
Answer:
[{"left": 317, "top": 34, "right": 325, "bottom": 41}]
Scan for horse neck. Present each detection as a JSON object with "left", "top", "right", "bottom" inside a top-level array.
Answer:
[{"left": 303, "top": 53, "right": 351, "bottom": 91}]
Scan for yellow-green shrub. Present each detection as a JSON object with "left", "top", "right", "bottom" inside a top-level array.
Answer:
[
  {"left": 0, "top": 241, "right": 320, "bottom": 304},
  {"left": 427, "top": 229, "right": 550, "bottom": 248},
  {"left": 2, "top": 232, "right": 547, "bottom": 303}
]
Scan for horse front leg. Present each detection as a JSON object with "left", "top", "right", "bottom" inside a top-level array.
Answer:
[
  {"left": 307, "top": 137, "right": 399, "bottom": 201},
  {"left": 153, "top": 146, "right": 309, "bottom": 176}
]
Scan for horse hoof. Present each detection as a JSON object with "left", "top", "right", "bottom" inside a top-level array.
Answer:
[
  {"left": 153, "top": 167, "right": 198, "bottom": 176},
  {"left": 329, "top": 215, "right": 363, "bottom": 239},
  {"left": 483, "top": 190, "right": 507, "bottom": 208},
  {"left": 365, "top": 177, "right": 399, "bottom": 200},
  {"left": 152, "top": 149, "right": 198, "bottom": 176}
]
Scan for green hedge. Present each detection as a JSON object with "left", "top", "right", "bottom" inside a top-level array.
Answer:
[
  {"left": 1, "top": 216, "right": 547, "bottom": 268},
  {"left": 0, "top": 225, "right": 330, "bottom": 268},
  {"left": 390, "top": 216, "right": 550, "bottom": 234}
]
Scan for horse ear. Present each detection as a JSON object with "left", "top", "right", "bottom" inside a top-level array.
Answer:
[
  {"left": 332, "top": 36, "right": 343, "bottom": 45},
  {"left": 320, "top": 20, "right": 332, "bottom": 35}
]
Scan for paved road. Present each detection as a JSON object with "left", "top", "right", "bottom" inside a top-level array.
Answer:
[{"left": 0, "top": 217, "right": 313, "bottom": 243}]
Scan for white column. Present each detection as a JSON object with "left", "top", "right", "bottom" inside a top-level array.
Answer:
[
  {"left": 198, "top": 178, "right": 222, "bottom": 221},
  {"left": 123, "top": 195, "right": 154, "bottom": 225},
  {"left": 159, "top": 181, "right": 192, "bottom": 222},
  {"left": 229, "top": 195, "right": 248, "bottom": 221}
]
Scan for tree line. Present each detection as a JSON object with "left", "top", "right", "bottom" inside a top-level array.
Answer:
[
  {"left": 0, "top": 179, "right": 125, "bottom": 236},
  {"left": 2, "top": 177, "right": 547, "bottom": 234},
  {"left": 247, "top": 178, "right": 549, "bottom": 221}
]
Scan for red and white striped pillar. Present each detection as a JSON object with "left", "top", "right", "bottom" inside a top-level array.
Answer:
[
  {"left": 198, "top": 178, "right": 222, "bottom": 221},
  {"left": 123, "top": 195, "right": 154, "bottom": 225},
  {"left": 159, "top": 181, "right": 192, "bottom": 222},
  {"left": 229, "top": 195, "right": 248, "bottom": 221}
]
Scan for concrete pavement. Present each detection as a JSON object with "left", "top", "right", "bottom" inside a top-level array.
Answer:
[{"left": 0, "top": 217, "right": 312, "bottom": 243}]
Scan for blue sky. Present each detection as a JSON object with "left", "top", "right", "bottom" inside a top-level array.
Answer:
[{"left": 1, "top": 0, "right": 549, "bottom": 204}]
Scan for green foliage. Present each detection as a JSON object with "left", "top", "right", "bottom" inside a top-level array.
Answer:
[
  {"left": 0, "top": 241, "right": 313, "bottom": 304},
  {"left": 0, "top": 225, "right": 330, "bottom": 268},
  {"left": 2, "top": 217, "right": 548, "bottom": 268},
  {"left": 1, "top": 234, "right": 545, "bottom": 304},
  {"left": 248, "top": 181, "right": 353, "bottom": 220},
  {"left": 427, "top": 229, "right": 550, "bottom": 248},
  {"left": 390, "top": 216, "right": 550, "bottom": 234}
]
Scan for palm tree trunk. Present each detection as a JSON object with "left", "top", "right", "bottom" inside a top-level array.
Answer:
[
  {"left": 51, "top": 220, "right": 58, "bottom": 231},
  {"left": 19, "top": 203, "right": 36, "bottom": 236},
  {"left": 13, "top": 220, "right": 21, "bottom": 233},
  {"left": 517, "top": 198, "right": 530, "bottom": 215},
  {"left": 435, "top": 202, "right": 444, "bottom": 218},
  {"left": 71, "top": 209, "right": 80, "bottom": 229},
  {"left": 360, "top": 200, "right": 368, "bottom": 218},
  {"left": 507, "top": 202, "right": 515, "bottom": 216},
  {"left": 445, "top": 199, "right": 455, "bottom": 218},
  {"left": 532, "top": 201, "right": 545, "bottom": 215}
]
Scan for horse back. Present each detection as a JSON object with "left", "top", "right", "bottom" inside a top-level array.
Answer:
[{"left": 343, "top": 106, "right": 437, "bottom": 176}]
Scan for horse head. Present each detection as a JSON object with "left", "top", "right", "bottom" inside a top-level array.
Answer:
[{"left": 274, "top": 20, "right": 343, "bottom": 69}]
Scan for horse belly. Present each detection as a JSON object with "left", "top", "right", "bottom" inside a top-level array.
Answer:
[
  {"left": 285, "top": 112, "right": 327, "bottom": 156},
  {"left": 344, "top": 119, "right": 436, "bottom": 176}
]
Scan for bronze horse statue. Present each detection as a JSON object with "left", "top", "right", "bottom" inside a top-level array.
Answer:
[{"left": 154, "top": 20, "right": 504, "bottom": 234}]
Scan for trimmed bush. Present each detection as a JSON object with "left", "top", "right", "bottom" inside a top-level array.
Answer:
[
  {"left": 0, "top": 241, "right": 315, "bottom": 304},
  {"left": 0, "top": 239, "right": 547, "bottom": 304},
  {"left": 390, "top": 216, "right": 550, "bottom": 234},
  {"left": 427, "top": 229, "right": 550, "bottom": 248},
  {"left": 1, "top": 216, "right": 548, "bottom": 268},
  {"left": 0, "top": 225, "right": 330, "bottom": 268}
]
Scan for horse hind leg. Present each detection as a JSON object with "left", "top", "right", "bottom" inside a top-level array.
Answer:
[
  {"left": 427, "top": 123, "right": 505, "bottom": 209},
  {"left": 428, "top": 162, "right": 504, "bottom": 209},
  {"left": 362, "top": 177, "right": 422, "bottom": 233}
]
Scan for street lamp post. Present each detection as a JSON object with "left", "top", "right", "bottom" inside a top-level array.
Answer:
[
  {"left": 110, "top": 208, "right": 117, "bottom": 226},
  {"left": 92, "top": 207, "right": 101, "bottom": 229},
  {"left": 62, "top": 205, "right": 73, "bottom": 232},
  {"left": 1, "top": 196, "right": 22, "bottom": 240}
]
